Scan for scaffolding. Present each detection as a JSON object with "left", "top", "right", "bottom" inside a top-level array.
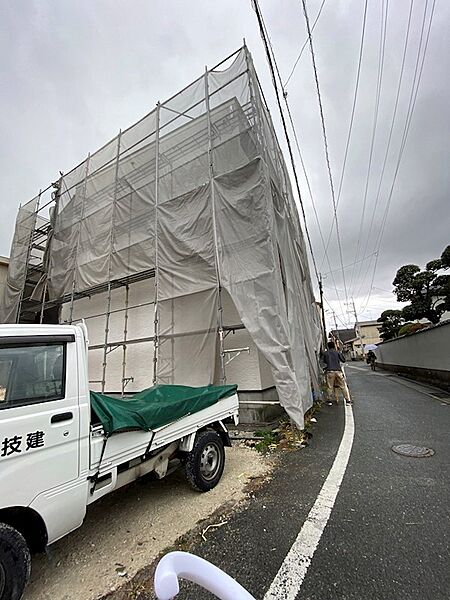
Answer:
[{"left": 0, "top": 46, "right": 322, "bottom": 428}]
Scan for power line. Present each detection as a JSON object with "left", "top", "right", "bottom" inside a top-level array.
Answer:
[
  {"left": 251, "top": 0, "right": 352, "bottom": 325},
  {"left": 284, "top": 0, "right": 327, "bottom": 88},
  {"left": 282, "top": 93, "right": 348, "bottom": 319},
  {"left": 319, "top": 0, "right": 369, "bottom": 272},
  {"left": 358, "top": 0, "right": 436, "bottom": 315},
  {"left": 323, "top": 251, "right": 377, "bottom": 277},
  {"left": 349, "top": 0, "right": 389, "bottom": 297},
  {"left": 262, "top": 17, "right": 348, "bottom": 320},
  {"left": 250, "top": 0, "right": 321, "bottom": 283},
  {"left": 323, "top": 295, "right": 349, "bottom": 329},
  {"left": 353, "top": 0, "right": 415, "bottom": 297},
  {"left": 355, "top": 0, "right": 431, "bottom": 310},
  {"left": 300, "top": 0, "right": 349, "bottom": 308}
]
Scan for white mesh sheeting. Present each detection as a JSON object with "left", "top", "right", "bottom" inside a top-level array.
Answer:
[
  {"left": 3, "top": 47, "right": 321, "bottom": 428},
  {"left": 0, "top": 197, "right": 38, "bottom": 323}
]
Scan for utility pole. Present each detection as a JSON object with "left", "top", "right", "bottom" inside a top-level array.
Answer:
[
  {"left": 349, "top": 298, "right": 363, "bottom": 357},
  {"left": 318, "top": 274, "right": 327, "bottom": 348},
  {"left": 333, "top": 312, "right": 339, "bottom": 334},
  {"left": 332, "top": 311, "right": 340, "bottom": 345}
]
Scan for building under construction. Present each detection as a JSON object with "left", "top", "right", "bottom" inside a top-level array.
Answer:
[{"left": 0, "top": 46, "right": 321, "bottom": 428}]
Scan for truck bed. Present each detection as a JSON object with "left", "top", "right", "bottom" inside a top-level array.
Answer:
[{"left": 89, "top": 392, "right": 239, "bottom": 474}]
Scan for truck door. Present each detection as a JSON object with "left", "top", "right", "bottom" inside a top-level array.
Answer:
[{"left": 0, "top": 334, "right": 80, "bottom": 510}]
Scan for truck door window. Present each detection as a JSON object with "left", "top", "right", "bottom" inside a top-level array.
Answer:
[{"left": 0, "top": 343, "right": 66, "bottom": 408}]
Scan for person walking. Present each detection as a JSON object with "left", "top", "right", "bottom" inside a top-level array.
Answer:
[{"left": 322, "top": 341, "right": 352, "bottom": 405}]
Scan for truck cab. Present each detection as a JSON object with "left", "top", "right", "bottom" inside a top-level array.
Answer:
[{"left": 0, "top": 324, "right": 238, "bottom": 600}]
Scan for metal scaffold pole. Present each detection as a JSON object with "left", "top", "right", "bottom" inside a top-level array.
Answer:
[
  {"left": 243, "top": 42, "right": 264, "bottom": 156},
  {"left": 38, "top": 278, "right": 48, "bottom": 324},
  {"left": 205, "top": 66, "right": 226, "bottom": 385},
  {"left": 16, "top": 189, "right": 42, "bottom": 324},
  {"left": 69, "top": 154, "right": 90, "bottom": 324},
  {"left": 318, "top": 274, "right": 327, "bottom": 348},
  {"left": 101, "top": 131, "right": 122, "bottom": 393},
  {"left": 121, "top": 283, "right": 130, "bottom": 396},
  {"left": 152, "top": 103, "right": 161, "bottom": 385},
  {"left": 40, "top": 177, "right": 63, "bottom": 323}
]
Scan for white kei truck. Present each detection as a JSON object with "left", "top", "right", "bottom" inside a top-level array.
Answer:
[{"left": 0, "top": 323, "right": 239, "bottom": 600}]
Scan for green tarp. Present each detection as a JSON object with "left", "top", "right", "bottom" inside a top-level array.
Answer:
[{"left": 90, "top": 384, "right": 238, "bottom": 436}]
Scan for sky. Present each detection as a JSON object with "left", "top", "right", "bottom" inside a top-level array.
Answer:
[{"left": 0, "top": 0, "right": 448, "bottom": 332}]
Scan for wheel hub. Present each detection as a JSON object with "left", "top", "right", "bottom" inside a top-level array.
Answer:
[{"left": 200, "top": 443, "right": 220, "bottom": 480}]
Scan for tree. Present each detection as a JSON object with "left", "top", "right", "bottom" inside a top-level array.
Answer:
[
  {"left": 398, "top": 322, "right": 427, "bottom": 336},
  {"left": 439, "top": 245, "right": 450, "bottom": 312},
  {"left": 377, "top": 309, "right": 404, "bottom": 341},
  {"left": 441, "top": 245, "right": 450, "bottom": 269},
  {"left": 393, "top": 245, "right": 450, "bottom": 324}
]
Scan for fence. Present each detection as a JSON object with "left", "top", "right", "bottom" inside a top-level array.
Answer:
[{"left": 376, "top": 320, "right": 450, "bottom": 391}]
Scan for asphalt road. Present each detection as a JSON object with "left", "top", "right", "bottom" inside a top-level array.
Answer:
[{"left": 170, "top": 366, "right": 450, "bottom": 600}]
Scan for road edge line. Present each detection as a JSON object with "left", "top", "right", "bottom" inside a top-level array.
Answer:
[{"left": 263, "top": 404, "right": 355, "bottom": 600}]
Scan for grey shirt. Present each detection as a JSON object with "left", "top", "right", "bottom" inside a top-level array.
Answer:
[{"left": 322, "top": 349, "right": 346, "bottom": 372}]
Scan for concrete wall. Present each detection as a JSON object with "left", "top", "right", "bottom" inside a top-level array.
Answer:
[{"left": 376, "top": 321, "right": 450, "bottom": 391}]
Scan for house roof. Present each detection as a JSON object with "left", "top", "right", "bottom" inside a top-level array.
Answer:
[
  {"left": 378, "top": 318, "right": 450, "bottom": 344},
  {"left": 330, "top": 328, "right": 356, "bottom": 344}
]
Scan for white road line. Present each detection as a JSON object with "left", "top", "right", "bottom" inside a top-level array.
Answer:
[
  {"left": 346, "top": 364, "right": 367, "bottom": 372},
  {"left": 263, "top": 405, "right": 355, "bottom": 600}
]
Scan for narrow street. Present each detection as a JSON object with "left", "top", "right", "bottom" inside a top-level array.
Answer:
[{"left": 167, "top": 366, "right": 450, "bottom": 600}]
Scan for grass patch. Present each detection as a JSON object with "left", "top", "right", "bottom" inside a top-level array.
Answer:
[{"left": 252, "top": 393, "right": 325, "bottom": 455}]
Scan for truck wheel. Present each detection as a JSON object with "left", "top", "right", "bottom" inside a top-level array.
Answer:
[
  {"left": 0, "top": 524, "right": 31, "bottom": 600},
  {"left": 185, "top": 431, "right": 225, "bottom": 492}
]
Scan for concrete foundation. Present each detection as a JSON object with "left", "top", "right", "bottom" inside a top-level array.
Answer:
[{"left": 237, "top": 386, "right": 286, "bottom": 425}]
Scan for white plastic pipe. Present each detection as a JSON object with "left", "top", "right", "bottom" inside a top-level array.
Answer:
[{"left": 154, "top": 551, "right": 257, "bottom": 600}]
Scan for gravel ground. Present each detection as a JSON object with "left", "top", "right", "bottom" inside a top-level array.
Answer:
[{"left": 23, "top": 446, "right": 271, "bottom": 600}]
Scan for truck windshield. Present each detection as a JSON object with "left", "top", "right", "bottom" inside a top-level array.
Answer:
[{"left": 0, "top": 343, "right": 65, "bottom": 407}]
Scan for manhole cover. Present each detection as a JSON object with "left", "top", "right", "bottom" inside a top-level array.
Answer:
[{"left": 392, "top": 444, "right": 435, "bottom": 458}]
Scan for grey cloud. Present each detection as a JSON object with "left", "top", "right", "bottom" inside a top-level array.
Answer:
[{"left": 0, "top": 0, "right": 448, "bottom": 325}]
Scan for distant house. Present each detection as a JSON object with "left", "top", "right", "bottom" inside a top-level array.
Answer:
[
  {"left": 357, "top": 320, "right": 382, "bottom": 349},
  {"left": 330, "top": 328, "right": 357, "bottom": 345},
  {"left": 432, "top": 296, "right": 450, "bottom": 322},
  {"left": 330, "top": 328, "right": 362, "bottom": 358},
  {"left": 331, "top": 322, "right": 382, "bottom": 357}
]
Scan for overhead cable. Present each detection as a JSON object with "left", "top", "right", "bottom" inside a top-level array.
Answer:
[
  {"left": 300, "top": 0, "right": 349, "bottom": 307},
  {"left": 251, "top": 0, "right": 321, "bottom": 283},
  {"left": 358, "top": 0, "right": 436, "bottom": 314},
  {"left": 349, "top": 0, "right": 389, "bottom": 297},
  {"left": 323, "top": 251, "right": 378, "bottom": 277},
  {"left": 284, "top": 0, "right": 327, "bottom": 88},
  {"left": 353, "top": 0, "right": 415, "bottom": 298},
  {"left": 251, "top": 0, "right": 350, "bottom": 324},
  {"left": 323, "top": 295, "right": 349, "bottom": 329},
  {"left": 255, "top": 1, "right": 346, "bottom": 316},
  {"left": 319, "top": 0, "right": 369, "bottom": 272}
]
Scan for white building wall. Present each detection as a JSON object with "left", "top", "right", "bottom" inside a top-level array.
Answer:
[
  {"left": 61, "top": 279, "right": 155, "bottom": 393},
  {"left": 61, "top": 281, "right": 272, "bottom": 393},
  {"left": 220, "top": 290, "right": 269, "bottom": 391}
]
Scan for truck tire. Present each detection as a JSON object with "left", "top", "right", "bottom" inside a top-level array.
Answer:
[
  {"left": 0, "top": 523, "right": 31, "bottom": 600},
  {"left": 184, "top": 431, "right": 225, "bottom": 492}
]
